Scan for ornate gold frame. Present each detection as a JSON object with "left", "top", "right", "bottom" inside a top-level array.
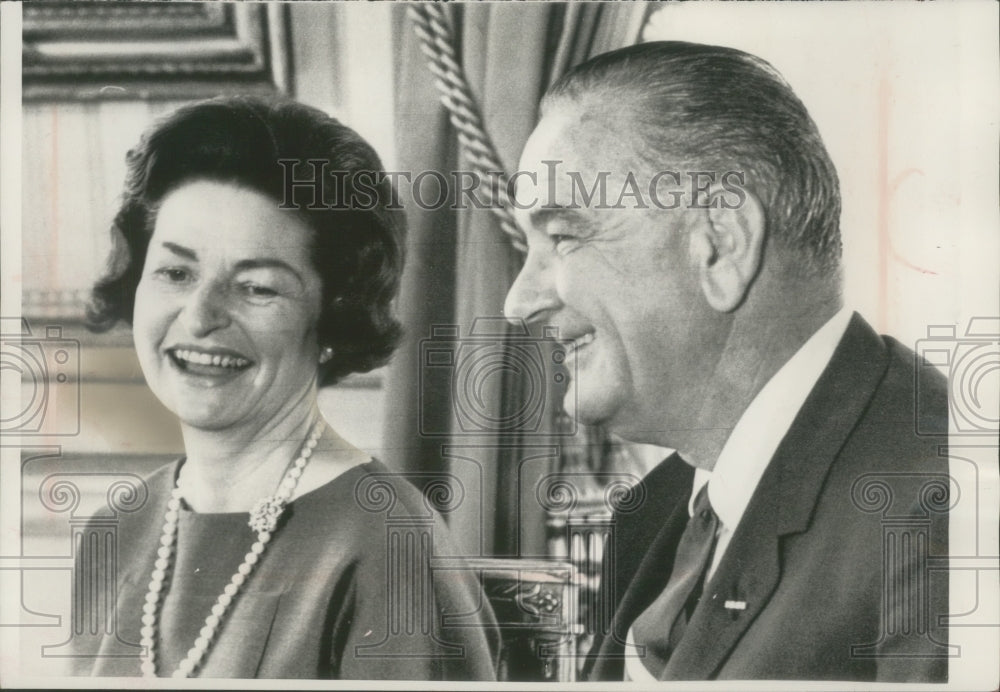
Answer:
[{"left": 22, "top": 2, "right": 289, "bottom": 101}]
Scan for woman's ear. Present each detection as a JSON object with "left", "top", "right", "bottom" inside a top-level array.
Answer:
[{"left": 688, "top": 186, "right": 765, "bottom": 312}]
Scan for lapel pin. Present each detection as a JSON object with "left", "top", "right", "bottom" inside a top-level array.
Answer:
[{"left": 724, "top": 600, "right": 747, "bottom": 611}]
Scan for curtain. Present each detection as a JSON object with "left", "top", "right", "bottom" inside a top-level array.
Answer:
[{"left": 384, "top": 3, "right": 646, "bottom": 557}]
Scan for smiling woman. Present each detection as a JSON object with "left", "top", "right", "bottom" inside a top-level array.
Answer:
[
  {"left": 81, "top": 96, "right": 499, "bottom": 680},
  {"left": 132, "top": 181, "right": 326, "bottom": 436}
]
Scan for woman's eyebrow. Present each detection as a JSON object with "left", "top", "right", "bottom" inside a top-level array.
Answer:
[
  {"left": 162, "top": 241, "right": 197, "bottom": 261},
  {"left": 160, "top": 242, "right": 306, "bottom": 287},
  {"left": 234, "top": 258, "right": 305, "bottom": 287}
]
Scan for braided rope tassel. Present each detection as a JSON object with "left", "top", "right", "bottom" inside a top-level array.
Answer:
[{"left": 408, "top": 3, "right": 527, "bottom": 254}]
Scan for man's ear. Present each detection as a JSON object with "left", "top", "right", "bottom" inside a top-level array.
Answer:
[{"left": 688, "top": 186, "right": 766, "bottom": 312}]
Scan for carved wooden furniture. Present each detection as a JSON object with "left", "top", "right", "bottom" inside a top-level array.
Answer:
[{"left": 460, "top": 557, "right": 581, "bottom": 682}]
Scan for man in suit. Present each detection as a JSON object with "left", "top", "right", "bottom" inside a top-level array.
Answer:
[{"left": 503, "top": 41, "right": 950, "bottom": 682}]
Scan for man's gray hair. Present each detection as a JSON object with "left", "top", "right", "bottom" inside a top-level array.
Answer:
[{"left": 544, "top": 41, "right": 842, "bottom": 278}]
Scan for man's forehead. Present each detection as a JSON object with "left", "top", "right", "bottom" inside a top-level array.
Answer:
[
  {"left": 518, "top": 106, "right": 609, "bottom": 171},
  {"left": 515, "top": 104, "right": 638, "bottom": 212}
]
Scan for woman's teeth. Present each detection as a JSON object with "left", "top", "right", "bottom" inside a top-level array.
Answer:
[{"left": 172, "top": 349, "right": 250, "bottom": 369}]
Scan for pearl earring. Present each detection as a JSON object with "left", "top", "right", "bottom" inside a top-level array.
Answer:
[{"left": 319, "top": 346, "right": 334, "bottom": 364}]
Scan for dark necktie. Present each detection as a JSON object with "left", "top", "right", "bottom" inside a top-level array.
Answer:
[{"left": 631, "top": 483, "right": 719, "bottom": 678}]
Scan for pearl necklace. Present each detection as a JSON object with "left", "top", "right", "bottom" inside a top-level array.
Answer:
[{"left": 139, "top": 420, "right": 325, "bottom": 678}]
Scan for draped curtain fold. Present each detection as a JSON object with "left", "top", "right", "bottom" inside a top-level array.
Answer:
[{"left": 384, "top": 3, "right": 646, "bottom": 557}]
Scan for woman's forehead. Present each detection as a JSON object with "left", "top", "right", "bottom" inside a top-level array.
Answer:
[{"left": 151, "top": 180, "right": 316, "bottom": 264}]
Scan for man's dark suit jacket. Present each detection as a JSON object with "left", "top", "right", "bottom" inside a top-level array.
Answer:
[{"left": 586, "top": 313, "right": 950, "bottom": 682}]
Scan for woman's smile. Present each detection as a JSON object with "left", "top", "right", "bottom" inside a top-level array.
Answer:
[{"left": 165, "top": 345, "right": 254, "bottom": 383}]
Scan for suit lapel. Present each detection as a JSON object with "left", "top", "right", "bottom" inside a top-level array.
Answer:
[
  {"left": 609, "top": 453, "right": 694, "bottom": 608},
  {"left": 611, "top": 496, "right": 691, "bottom": 636},
  {"left": 663, "top": 313, "right": 891, "bottom": 679},
  {"left": 586, "top": 460, "right": 690, "bottom": 679}
]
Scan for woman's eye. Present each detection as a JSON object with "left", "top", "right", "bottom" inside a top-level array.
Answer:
[
  {"left": 240, "top": 283, "right": 278, "bottom": 298},
  {"left": 154, "top": 267, "right": 191, "bottom": 283}
]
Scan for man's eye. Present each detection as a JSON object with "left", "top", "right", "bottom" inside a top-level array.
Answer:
[{"left": 549, "top": 234, "right": 580, "bottom": 254}]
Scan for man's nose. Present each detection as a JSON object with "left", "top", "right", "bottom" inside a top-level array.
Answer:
[
  {"left": 503, "top": 251, "right": 560, "bottom": 326},
  {"left": 180, "top": 282, "right": 232, "bottom": 337}
]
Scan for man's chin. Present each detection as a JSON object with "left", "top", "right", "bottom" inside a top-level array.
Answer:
[{"left": 562, "top": 385, "right": 617, "bottom": 429}]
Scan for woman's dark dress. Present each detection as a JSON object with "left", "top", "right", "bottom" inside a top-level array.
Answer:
[{"left": 91, "top": 459, "right": 498, "bottom": 679}]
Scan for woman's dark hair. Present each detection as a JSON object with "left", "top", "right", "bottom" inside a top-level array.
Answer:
[{"left": 87, "top": 95, "right": 405, "bottom": 385}]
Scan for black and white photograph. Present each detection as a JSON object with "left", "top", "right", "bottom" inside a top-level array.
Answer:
[{"left": 0, "top": 1, "right": 997, "bottom": 688}]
